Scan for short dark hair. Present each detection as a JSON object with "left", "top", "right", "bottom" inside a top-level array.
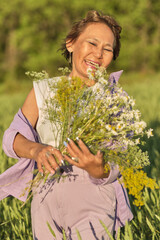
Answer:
[{"left": 60, "top": 10, "right": 122, "bottom": 61}]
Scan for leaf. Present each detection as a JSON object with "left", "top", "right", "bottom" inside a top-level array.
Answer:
[
  {"left": 47, "top": 221, "right": 56, "bottom": 238},
  {"left": 150, "top": 192, "right": 156, "bottom": 205},
  {"left": 146, "top": 217, "right": 155, "bottom": 233},
  {"left": 155, "top": 214, "right": 160, "bottom": 222},
  {"left": 131, "top": 220, "right": 138, "bottom": 229},
  {"left": 62, "top": 229, "right": 67, "bottom": 240},
  {"left": 124, "top": 222, "right": 133, "bottom": 240},
  {"left": 76, "top": 229, "right": 82, "bottom": 240},
  {"left": 128, "top": 223, "right": 133, "bottom": 240},
  {"left": 99, "top": 219, "right": 114, "bottom": 240},
  {"left": 152, "top": 232, "right": 156, "bottom": 240},
  {"left": 137, "top": 210, "right": 142, "bottom": 223},
  {"left": 116, "top": 227, "right": 121, "bottom": 240},
  {"left": 144, "top": 202, "right": 154, "bottom": 219}
]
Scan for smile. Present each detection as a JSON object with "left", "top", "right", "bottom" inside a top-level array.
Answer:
[{"left": 85, "top": 60, "right": 100, "bottom": 69}]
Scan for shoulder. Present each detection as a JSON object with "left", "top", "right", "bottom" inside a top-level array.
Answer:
[
  {"left": 21, "top": 77, "right": 62, "bottom": 128},
  {"left": 21, "top": 88, "right": 39, "bottom": 128}
]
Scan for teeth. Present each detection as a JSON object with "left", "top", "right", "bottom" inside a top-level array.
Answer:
[{"left": 86, "top": 60, "right": 99, "bottom": 67}]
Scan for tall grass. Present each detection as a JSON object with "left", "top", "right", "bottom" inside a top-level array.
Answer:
[
  {"left": 121, "top": 72, "right": 160, "bottom": 179},
  {"left": 0, "top": 73, "right": 160, "bottom": 239}
]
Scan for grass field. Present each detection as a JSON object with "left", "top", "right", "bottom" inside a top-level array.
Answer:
[{"left": 0, "top": 72, "right": 160, "bottom": 239}]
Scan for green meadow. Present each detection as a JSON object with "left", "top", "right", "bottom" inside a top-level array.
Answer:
[{"left": 0, "top": 72, "right": 160, "bottom": 239}]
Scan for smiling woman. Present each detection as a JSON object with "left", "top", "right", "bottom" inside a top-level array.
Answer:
[
  {"left": 66, "top": 23, "right": 114, "bottom": 81},
  {"left": 1, "top": 10, "right": 133, "bottom": 240}
]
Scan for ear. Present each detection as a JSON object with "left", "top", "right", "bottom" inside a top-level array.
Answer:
[{"left": 66, "top": 40, "right": 74, "bottom": 53}]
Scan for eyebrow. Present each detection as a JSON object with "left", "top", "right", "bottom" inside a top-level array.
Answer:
[{"left": 90, "top": 38, "right": 113, "bottom": 48}]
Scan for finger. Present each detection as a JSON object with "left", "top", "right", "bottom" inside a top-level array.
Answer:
[
  {"left": 77, "top": 139, "right": 91, "bottom": 155},
  {"left": 50, "top": 148, "right": 64, "bottom": 165},
  {"left": 67, "top": 139, "right": 82, "bottom": 156},
  {"left": 44, "top": 149, "right": 59, "bottom": 170},
  {"left": 43, "top": 159, "right": 55, "bottom": 174},
  {"left": 63, "top": 140, "right": 77, "bottom": 157},
  {"left": 43, "top": 146, "right": 60, "bottom": 165},
  {"left": 47, "top": 154, "right": 59, "bottom": 170},
  {"left": 37, "top": 161, "right": 44, "bottom": 174},
  {"left": 96, "top": 150, "right": 103, "bottom": 158},
  {"left": 64, "top": 155, "right": 79, "bottom": 167}
]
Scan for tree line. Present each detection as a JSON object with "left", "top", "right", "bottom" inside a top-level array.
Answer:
[{"left": 0, "top": 0, "right": 159, "bottom": 83}]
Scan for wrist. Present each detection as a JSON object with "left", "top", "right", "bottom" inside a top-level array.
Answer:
[
  {"left": 29, "top": 142, "right": 40, "bottom": 160},
  {"left": 89, "top": 166, "right": 110, "bottom": 179}
]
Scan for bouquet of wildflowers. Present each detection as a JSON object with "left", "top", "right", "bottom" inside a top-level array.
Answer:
[{"left": 26, "top": 68, "right": 158, "bottom": 207}]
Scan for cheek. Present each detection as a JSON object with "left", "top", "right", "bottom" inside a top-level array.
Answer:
[
  {"left": 108, "top": 54, "right": 113, "bottom": 62},
  {"left": 103, "top": 54, "right": 113, "bottom": 67},
  {"left": 74, "top": 46, "right": 90, "bottom": 62},
  {"left": 79, "top": 42, "right": 92, "bottom": 56}
]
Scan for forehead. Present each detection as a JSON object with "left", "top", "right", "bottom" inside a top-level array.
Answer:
[{"left": 78, "top": 22, "right": 114, "bottom": 41}]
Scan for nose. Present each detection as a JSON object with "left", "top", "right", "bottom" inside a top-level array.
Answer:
[{"left": 94, "top": 47, "right": 103, "bottom": 59}]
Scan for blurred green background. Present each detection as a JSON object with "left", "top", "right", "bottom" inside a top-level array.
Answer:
[
  {"left": 0, "top": 0, "right": 160, "bottom": 239},
  {"left": 0, "top": 0, "right": 160, "bottom": 90}
]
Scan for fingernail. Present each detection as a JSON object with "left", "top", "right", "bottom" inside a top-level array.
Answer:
[
  {"left": 67, "top": 137, "right": 70, "bottom": 142},
  {"left": 61, "top": 159, "right": 65, "bottom": 166},
  {"left": 63, "top": 141, "right": 68, "bottom": 147},
  {"left": 76, "top": 137, "right": 79, "bottom": 141}
]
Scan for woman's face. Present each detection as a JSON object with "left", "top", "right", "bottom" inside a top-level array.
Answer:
[{"left": 67, "top": 22, "right": 115, "bottom": 81}]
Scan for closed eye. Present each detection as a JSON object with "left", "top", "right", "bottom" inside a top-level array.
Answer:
[
  {"left": 104, "top": 48, "right": 113, "bottom": 52},
  {"left": 88, "top": 41, "right": 97, "bottom": 46}
]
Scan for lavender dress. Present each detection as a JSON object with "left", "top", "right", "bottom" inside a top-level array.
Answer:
[
  {"left": 1, "top": 71, "right": 133, "bottom": 240},
  {"left": 31, "top": 76, "right": 130, "bottom": 240}
]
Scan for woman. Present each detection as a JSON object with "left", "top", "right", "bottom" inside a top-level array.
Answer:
[{"left": 1, "top": 10, "right": 133, "bottom": 239}]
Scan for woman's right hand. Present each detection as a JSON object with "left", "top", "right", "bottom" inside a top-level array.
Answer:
[{"left": 31, "top": 143, "right": 64, "bottom": 175}]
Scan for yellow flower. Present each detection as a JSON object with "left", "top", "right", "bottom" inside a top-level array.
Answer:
[
  {"left": 120, "top": 166, "right": 158, "bottom": 207},
  {"left": 104, "top": 163, "right": 110, "bottom": 174}
]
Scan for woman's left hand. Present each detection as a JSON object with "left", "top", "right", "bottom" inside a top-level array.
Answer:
[{"left": 63, "top": 139, "right": 110, "bottom": 179}]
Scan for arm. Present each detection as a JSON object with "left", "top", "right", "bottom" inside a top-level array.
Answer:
[
  {"left": 12, "top": 88, "right": 39, "bottom": 159},
  {"left": 1, "top": 88, "right": 62, "bottom": 201},
  {"left": 4, "top": 88, "right": 63, "bottom": 174},
  {"left": 1, "top": 107, "right": 37, "bottom": 201}
]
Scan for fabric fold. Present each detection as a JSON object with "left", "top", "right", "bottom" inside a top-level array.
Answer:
[
  {"left": 1, "top": 109, "right": 38, "bottom": 201},
  {"left": 0, "top": 71, "right": 133, "bottom": 231}
]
